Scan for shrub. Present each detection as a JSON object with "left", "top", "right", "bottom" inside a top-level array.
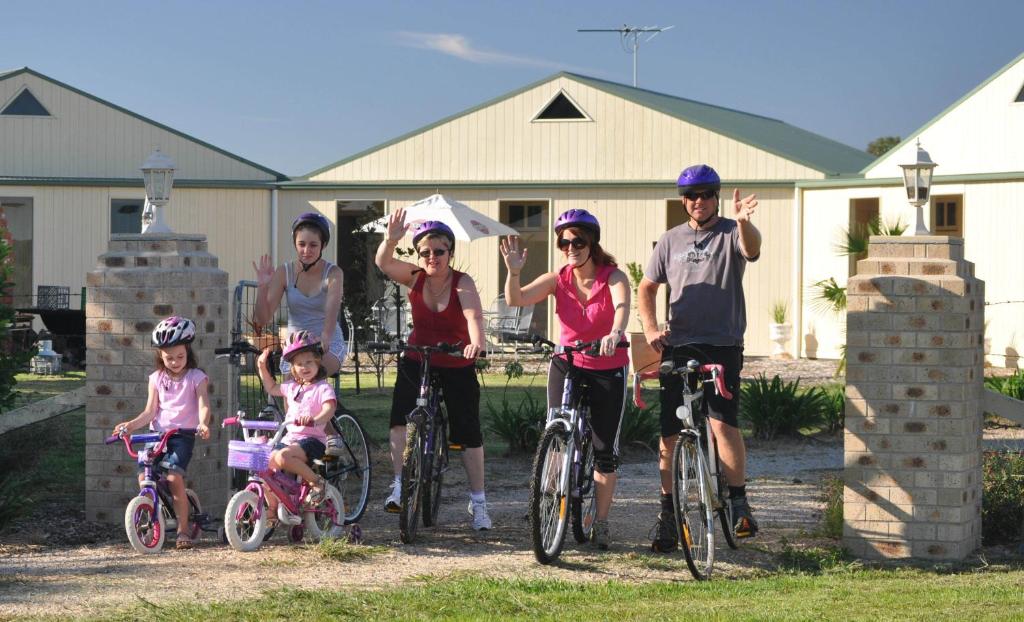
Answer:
[
  {"left": 982, "top": 450, "right": 1024, "bottom": 546},
  {"left": 618, "top": 401, "right": 660, "bottom": 451},
  {"left": 771, "top": 301, "right": 788, "bottom": 324},
  {"left": 739, "top": 374, "right": 828, "bottom": 440},
  {"left": 819, "top": 383, "right": 846, "bottom": 434},
  {"left": 486, "top": 388, "right": 546, "bottom": 454},
  {"left": 819, "top": 475, "right": 844, "bottom": 539},
  {"left": 985, "top": 370, "right": 1024, "bottom": 401},
  {"left": 0, "top": 227, "right": 35, "bottom": 410}
]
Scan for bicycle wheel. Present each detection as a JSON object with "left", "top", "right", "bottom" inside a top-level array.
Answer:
[
  {"left": 673, "top": 436, "right": 715, "bottom": 580},
  {"left": 224, "top": 489, "right": 267, "bottom": 552},
  {"left": 571, "top": 431, "right": 597, "bottom": 544},
  {"left": 186, "top": 488, "right": 203, "bottom": 540},
  {"left": 714, "top": 449, "right": 738, "bottom": 550},
  {"left": 327, "top": 412, "right": 372, "bottom": 525},
  {"left": 304, "top": 483, "right": 346, "bottom": 541},
  {"left": 398, "top": 420, "right": 425, "bottom": 544},
  {"left": 422, "top": 413, "right": 446, "bottom": 528},
  {"left": 125, "top": 496, "right": 165, "bottom": 554},
  {"left": 529, "top": 426, "right": 572, "bottom": 564}
]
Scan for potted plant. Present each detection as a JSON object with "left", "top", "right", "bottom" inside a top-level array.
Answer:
[{"left": 769, "top": 300, "right": 793, "bottom": 360}]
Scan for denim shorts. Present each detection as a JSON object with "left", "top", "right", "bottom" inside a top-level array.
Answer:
[{"left": 138, "top": 432, "right": 196, "bottom": 475}]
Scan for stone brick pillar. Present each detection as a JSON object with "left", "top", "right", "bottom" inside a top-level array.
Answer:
[
  {"left": 85, "top": 234, "right": 230, "bottom": 524},
  {"left": 844, "top": 236, "right": 984, "bottom": 560}
]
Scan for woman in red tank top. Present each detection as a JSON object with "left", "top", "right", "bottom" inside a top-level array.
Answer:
[{"left": 374, "top": 207, "right": 492, "bottom": 530}]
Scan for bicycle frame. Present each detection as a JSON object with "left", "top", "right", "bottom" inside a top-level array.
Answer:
[
  {"left": 544, "top": 356, "right": 591, "bottom": 515},
  {"left": 409, "top": 350, "right": 449, "bottom": 476}
]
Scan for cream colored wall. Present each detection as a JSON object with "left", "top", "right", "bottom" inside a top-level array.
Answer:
[
  {"left": 865, "top": 57, "right": 1024, "bottom": 178},
  {"left": 278, "top": 186, "right": 794, "bottom": 357},
  {"left": 7, "top": 185, "right": 270, "bottom": 307},
  {"left": 0, "top": 73, "right": 276, "bottom": 180},
  {"left": 311, "top": 76, "right": 826, "bottom": 183}
]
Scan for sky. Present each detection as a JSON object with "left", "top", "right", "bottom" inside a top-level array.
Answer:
[{"left": 4, "top": 0, "right": 1023, "bottom": 177}]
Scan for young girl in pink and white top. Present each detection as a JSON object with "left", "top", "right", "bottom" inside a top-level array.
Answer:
[
  {"left": 500, "top": 209, "right": 631, "bottom": 550},
  {"left": 113, "top": 316, "right": 211, "bottom": 549}
]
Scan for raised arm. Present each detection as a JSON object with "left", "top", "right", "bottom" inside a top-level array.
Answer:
[
  {"left": 256, "top": 347, "right": 285, "bottom": 398},
  {"left": 374, "top": 207, "right": 419, "bottom": 288},
  {"left": 499, "top": 236, "right": 556, "bottom": 306},
  {"left": 252, "top": 254, "right": 286, "bottom": 328},
  {"left": 456, "top": 274, "right": 486, "bottom": 360},
  {"left": 732, "top": 188, "right": 762, "bottom": 260}
]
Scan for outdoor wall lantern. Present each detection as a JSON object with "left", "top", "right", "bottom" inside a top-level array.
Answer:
[
  {"left": 899, "top": 139, "right": 937, "bottom": 236},
  {"left": 140, "top": 148, "right": 176, "bottom": 234}
]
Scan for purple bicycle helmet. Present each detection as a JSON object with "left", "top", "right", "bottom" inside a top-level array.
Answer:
[
  {"left": 676, "top": 164, "right": 722, "bottom": 195},
  {"left": 554, "top": 209, "right": 601, "bottom": 243},
  {"left": 152, "top": 316, "right": 196, "bottom": 348},
  {"left": 291, "top": 211, "right": 331, "bottom": 245},
  {"left": 282, "top": 330, "right": 323, "bottom": 363},
  {"left": 411, "top": 220, "right": 456, "bottom": 248}
]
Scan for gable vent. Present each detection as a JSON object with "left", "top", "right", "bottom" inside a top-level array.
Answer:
[
  {"left": 1016, "top": 82, "right": 1024, "bottom": 103},
  {"left": 1, "top": 88, "right": 50, "bottom": 116},
  {"left": 533, "top": 91, "right": 589, "bottom": 121}
]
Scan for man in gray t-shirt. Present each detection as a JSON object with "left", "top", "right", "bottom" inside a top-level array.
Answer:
[{"left": 638, "top": 164, "right": 763, "bottom": 551}]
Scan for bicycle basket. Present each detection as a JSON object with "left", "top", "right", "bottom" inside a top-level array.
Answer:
[{"left": 227, "top": 440, "right": 273, "bottom": 472}]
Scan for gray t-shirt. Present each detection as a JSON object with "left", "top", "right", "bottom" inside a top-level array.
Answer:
[{"left": 644, "top": 218, "right": 757, "bottom": 347}]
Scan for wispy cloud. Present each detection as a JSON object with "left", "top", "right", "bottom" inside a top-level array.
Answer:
[{"left": 395, "top": 31, "right": 587, "bottom": 72}]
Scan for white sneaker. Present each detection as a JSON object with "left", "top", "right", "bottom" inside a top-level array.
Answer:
[
  {"left": 325, "top": 436, "right": 344, "bottom": 457},
  {"left": 468, "top": 499, "right": 492, "bottom": 531},
  {"left": 384, "top": 481, "right": 402, "bottom": 513}
]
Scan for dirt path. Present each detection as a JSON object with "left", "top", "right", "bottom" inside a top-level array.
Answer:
[{"left": 0, "top": 437, "right": 842, "bottom": 618}]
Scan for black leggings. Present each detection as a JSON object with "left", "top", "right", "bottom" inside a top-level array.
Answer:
[{"left": 546, "top": 358, "right": 627, "bottom": 473}]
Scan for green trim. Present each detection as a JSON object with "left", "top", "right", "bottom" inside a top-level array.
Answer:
[
  {"left": 0, "top": 176, "right": 277, "bottom": 189},
  {"left": 860, "top": 51, "right": 1024, "bottom": 175},
  {"left": 277, "top": 179, "right": 798, "bottom": 191},
  {"left": 304, "top": 71, "right": 871, "bottom": 180},
  {"left": 797, "top": 170, "right": 1024, "bottom": 189},
  {"left": 0, "top": 68, "right": 289, "bottom": 181}
]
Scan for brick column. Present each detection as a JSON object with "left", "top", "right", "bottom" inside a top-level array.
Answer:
[
  {"left": 843, "top": 236, "right": 984, "bottom": 560},
  {"left": 85, "top": 234, "right": 230, "bottom": 524}
]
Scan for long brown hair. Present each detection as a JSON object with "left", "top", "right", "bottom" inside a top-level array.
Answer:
[
  {"left": 558, "top": 226, "right": 617, "bottom": 266},
  {"left": 153, "top": 344, "right": 200, "bottom": 373}
]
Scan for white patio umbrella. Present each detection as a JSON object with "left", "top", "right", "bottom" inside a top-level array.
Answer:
[{"left": 358, "top": 194, "right": 519, "bottom": 240}]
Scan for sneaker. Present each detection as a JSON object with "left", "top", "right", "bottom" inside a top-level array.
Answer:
[
  {"left": 649, "top": 511, "right": 678, "bottom": 553},
  {"left": 468, "top": 499, "right": 492, "bottom": 531},
  {"left": 731, "top": 496, "right": 759, "bottom": 538},
  {"left": 591, "top": 519, "right": 610, "bottom": 550},
  {"left": 384, "top": 481, "right": 402, "bottom": 513},
  {"left": 325, "top": 436, "right": 345, "bottom": 457}
]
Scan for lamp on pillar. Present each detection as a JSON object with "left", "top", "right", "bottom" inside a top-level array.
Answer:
[
  {"left": 140, "top": 149, "right": 176, "bottom": 234},
  {"left": 899, "top": 140, "right": 937, "bottom": 236}
]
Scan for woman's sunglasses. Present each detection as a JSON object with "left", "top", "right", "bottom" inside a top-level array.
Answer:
[
  {"left": 418, "top": 248, "right": 449, "bottom": 258},
  {"left": 682, "top": 189, "right": 717, "bottom": 201},
  {"left": 557, "top": 237, "right": 589, "bottom": 250}
]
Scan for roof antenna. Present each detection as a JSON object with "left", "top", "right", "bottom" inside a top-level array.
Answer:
[{"left": 577, "top": 24, "right": 674, "bottom": 87}]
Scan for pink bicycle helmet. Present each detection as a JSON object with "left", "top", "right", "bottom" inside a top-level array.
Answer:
[
  {"left": 152, "top": 316, "right": 196, "bottom": 347},
  {"left": 282, "top": 330, "right": 323, "bottom": 362}
]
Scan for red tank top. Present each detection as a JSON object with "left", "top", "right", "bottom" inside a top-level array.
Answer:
[{"left": 406, "top": 270, "right": 473, "bottom": 368}]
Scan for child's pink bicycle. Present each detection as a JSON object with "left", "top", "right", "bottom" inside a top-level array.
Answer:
[
  {"left": 222, "top": 416, "right": 346, "bottom": 551},
  {"left": 105, "top": 427, "right": 217, "bottom": 553}
]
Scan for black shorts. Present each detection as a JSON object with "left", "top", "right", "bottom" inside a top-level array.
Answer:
[
  {"left": 389, "top": 356, "right": 482, "bottom": 448},
  {"left": 275, "top": 438, "right": 326, "bottom": 464},
  {"left": 546, "top": 359, "right": 627, "bottom": 456},
  {"left": 659, "top": 344, "right": 743, "bottom": 436}
]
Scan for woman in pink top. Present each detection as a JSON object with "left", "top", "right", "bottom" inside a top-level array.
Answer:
[
  {"left": 113, "top": 316, "right": 211, "bottom": 549},
  {"left": 500, "top": 209, "right": 630, "bottom": 550}
]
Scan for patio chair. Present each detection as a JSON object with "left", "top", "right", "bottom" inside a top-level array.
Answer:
[{"left": 484, "top": 294, "right": 534, "bottom": 352}]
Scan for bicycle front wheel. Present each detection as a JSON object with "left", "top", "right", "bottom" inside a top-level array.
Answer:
[
  {"left": 327, "top": 412, "right": 372, "bottom": 525},
  {"left": 398, "top": 420, "right": 425, "bottom": 544},
  {"left": 714, "top": 451, "right": 739, "bottom": 550},
  {"left": 570, "top": 432, "right": 597, "bottom": 544},
  {"left": 422, "top": 413, "right": 446, "bottom": 528},
  {"left": 673, "top": 436, "right": 715, "bottom": 580},
  {"left": 223, "top": 489, "right": 267, "bottom": 552},
  {"left": 125, "top": 495, "right": 165, "bottom": 554},
  {"left": 529, "top": 427, "right": 571, "bottom": 564}
]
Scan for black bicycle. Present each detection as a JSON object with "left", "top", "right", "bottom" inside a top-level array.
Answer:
[
  {"left": 215, "top": 340, "right": 372, "bottom": 525},
  {"left": 528, "top": 335, "right": 629, "bottom": 564}
]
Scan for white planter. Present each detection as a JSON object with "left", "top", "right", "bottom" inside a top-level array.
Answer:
[{"left": 769, "top": 323, "right": 793, "bottom": 359}]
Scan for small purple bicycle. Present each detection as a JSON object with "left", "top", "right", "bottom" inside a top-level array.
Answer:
[
  {"left": 222, "top": 416, "right": 346, "bottom": 552},
  {"left": 105, "top": 428, "right": 216, "bottom": 554}
]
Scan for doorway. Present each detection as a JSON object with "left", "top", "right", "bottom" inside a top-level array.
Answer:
[
  {"left": 1, "top": 197, "right": 33, "bottom": 307},
  {"left": 499, "top": 200, "right": 549, "bottom": 335},
  {"left": 336, "top": 200, "right": 385, "bottom": 329}
]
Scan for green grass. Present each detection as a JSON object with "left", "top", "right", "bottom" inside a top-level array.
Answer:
[
  {"left": 8, "top": 371, "right": 85, "bottom": 409},
  {"left": 85, "top": 569, "right": 1024, "bottom": 621},
  {"left": 314, "top": 537, "right": 389, "bottom": 562}
]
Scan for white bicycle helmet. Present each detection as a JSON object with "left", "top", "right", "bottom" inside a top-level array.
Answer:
[{"left": 152, "top": 316, "right": 196, "bottom": 347}]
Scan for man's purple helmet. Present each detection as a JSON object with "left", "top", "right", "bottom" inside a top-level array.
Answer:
[
  {"left": 152, "top": 316, "right": 196, "bottom": 348},
  {"left": 554, "top": 209, "right": 600, "bottom": 243},
  {"left": 291, "top": 211, "right": 331, "bottom": 245},
  {"left": 282, "top": 330, "right": 323, "bottom": 363},
  {"left": 412, "top": 220, "right": 456, "bottom": 248},
  {"left": 677, "top": 164, "right": 721, "bottom": 195}
]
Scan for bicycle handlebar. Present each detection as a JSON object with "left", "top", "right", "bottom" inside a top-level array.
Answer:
[
  {"left": 527, "top": 334, "right": 630, "bottom": 357},
  {"left": 658, "top": 361, "right": 733, "bottom": 400},
  {"left": 214, "top": 340, "right": 263, "bottom": 357},
  {"left": 221, "top": 417, "right": 280, "bottom": 431},
  {"left": 104, "top": 427, "right": 195, "bottom": 460},
  {"left": 365, "top": 341, "right": 485, "bottom": 358}
]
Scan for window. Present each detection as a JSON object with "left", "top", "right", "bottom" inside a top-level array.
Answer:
[
  {"left": 110, "top": 199, "right": 143, "bottom": 234},
  {"left": 506, "top": 204, "right": 544, "bottom": 230},
  {"left": 532, "top": 90, "right": 590, "bottom": 122},
  {"left": 1, "top": 88, "right": 50, "bottom": 116},
  {"left": 932, "top": 195, "right": 963, "bottom": 237},
  {"left": 1016, "top": 82, "right": 1024, "bottom": 103}
]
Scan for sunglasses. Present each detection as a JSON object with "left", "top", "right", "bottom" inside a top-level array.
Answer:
[
  {"left": 418, "top": 248, "right": 449, "bottom": 258},
  {"left": 682, "top": 189, "right": 718, "bottom": 201},
  {"left": 557, "top": 237, "right": 589, "bottom": 250}
]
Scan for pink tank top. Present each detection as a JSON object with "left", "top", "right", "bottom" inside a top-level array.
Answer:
[
  {"left": 554, "top": 264, "right": 629, "bottom": 370},
  {"left": 148, "top": 368, "right": 207, "bottom": 431}
]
